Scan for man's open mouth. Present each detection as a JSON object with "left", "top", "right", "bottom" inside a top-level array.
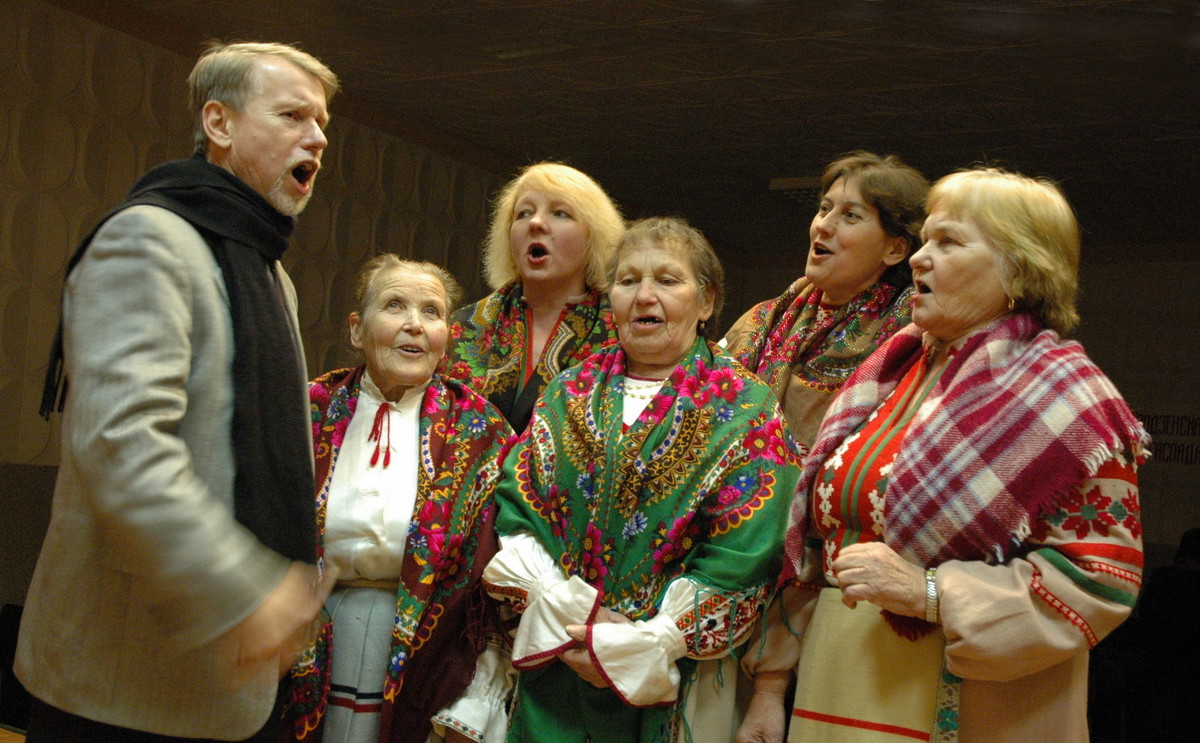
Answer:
[{"left": 292, "top": 163, "right": 317, "bottom": 185}]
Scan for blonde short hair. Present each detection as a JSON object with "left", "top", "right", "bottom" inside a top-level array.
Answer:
[
  {"left": 927, "top": 168, "right": 1081, "bottom": 335},
  {"left": 188, "top": 40, "right": 339, "bottom": 153},
  {"left": 483, "top": 162, "right": 625, "bottom": 291}
]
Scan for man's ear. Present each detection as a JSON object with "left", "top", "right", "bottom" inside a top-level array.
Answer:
[{"left": 201, "top": 100, "right": 235, "bottom": 152}]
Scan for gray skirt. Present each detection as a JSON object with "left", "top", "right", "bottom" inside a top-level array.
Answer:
[{"left": 323, "top": 586, "right": 397, "bottom": 743}]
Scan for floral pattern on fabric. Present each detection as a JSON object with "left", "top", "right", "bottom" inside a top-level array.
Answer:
[
  {"left": 446, "top": 281, "right": 618, "bottom": 429},
  {"left": 728, "top": 277, "right": 913, "bottom": 395},
  {"left": 285, "top": 366, "right": 514, "bottom": 742},
  {"left": 495, "top": 339, "right": 800, "bottom": 622},
  {"left": 489, "top": 338, "right": 802, "bottom": 739}
]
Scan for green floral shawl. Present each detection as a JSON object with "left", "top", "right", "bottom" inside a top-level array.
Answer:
[{"left": 495, "top": 339, "right": 801, "bottom": 741}]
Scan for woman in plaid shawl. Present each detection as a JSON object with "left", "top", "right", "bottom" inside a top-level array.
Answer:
[
  {"left": 445, "top": 162, "right": 625, "bottom": 432},
  {"left": 285, "top": 256, "right": 515, "bottom": 743},
  {"left": 483, "top": 218, "right": 802, "bottom": 742},
  {"left": 737, "top": 169, "right": 1149, "bottom": 743}
]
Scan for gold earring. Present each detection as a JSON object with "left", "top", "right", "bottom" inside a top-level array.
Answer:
[{"left": 1007, "top": 296, "right": 1016, "bottom": 312}]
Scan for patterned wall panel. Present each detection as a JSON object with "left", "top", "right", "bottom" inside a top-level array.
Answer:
[{"left": 2, "top": 0, "right": 503, "bottom": 466}]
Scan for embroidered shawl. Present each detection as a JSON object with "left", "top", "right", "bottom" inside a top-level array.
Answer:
[
  {"left": 495, "top": 339, "right": 800, "bottom": 738},
  {"left": 287, "top": 366, "right": 514, "bottom": 743},
  {"left": 783, "top": 312, "right": 1150, "bottom": 579},
  {"left": 728, "top": 277, "right": 913, "bottom": 396},
  {"left": 445, "top": 281, "right": 618, "bottom": 430},
  {"left": 724, "top": 277, "right": 912, "bottom": 447}
]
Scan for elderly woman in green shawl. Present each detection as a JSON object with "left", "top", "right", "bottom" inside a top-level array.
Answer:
[{"left": 483, "top": 217, "right": 803, "bottom": 742}]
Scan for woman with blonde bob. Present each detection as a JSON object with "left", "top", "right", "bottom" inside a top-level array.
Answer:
[
  {"left": 737, "top": 168, "right": 1149, "bottom": 743},
  {"left": 446, "top": 162, "right": 625, "bottom": 430}
]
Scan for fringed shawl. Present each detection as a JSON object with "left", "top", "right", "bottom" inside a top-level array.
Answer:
[
  {"left": 445, "top": 281, "right": 617, "bottom": 430},
  {"left": 495, "top": 338, "right": 801, "bottom": 741},
  {"left": 728, "top": 277, "right": 913, "bottom": 396},
  {"left": 784, "top": 313, "right": 1150, "bottom": 577},
  {"left": 288, "top": 366, "right": 514, "bottom": 743},
  {"left": 497, "top": 338, "right": 800, "bottom": 614}
]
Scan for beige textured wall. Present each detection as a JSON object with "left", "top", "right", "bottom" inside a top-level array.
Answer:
[
  {"left": 0, "top": 0, "right": 502, "bottom": 469},
  {"left": 0, "top": 0, "right": 503, "bottom": 605}
]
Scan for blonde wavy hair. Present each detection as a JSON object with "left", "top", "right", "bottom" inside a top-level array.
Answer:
[{"left": 482, "top": 162, "right": 625, "bottom": 291}]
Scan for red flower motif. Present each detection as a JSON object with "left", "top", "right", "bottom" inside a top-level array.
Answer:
[
  {"left": 745, "top": 418, "right": 791, "bottom": 465},
  {"left": 1059, "top": 484, "right": 1117, "bottom": 539},
  {"left": 417, "top": 500, "right": 452, "bottom": 554},
  {"left": 638, "top": 395, "right": 672, "bottom": 426},
  {"left": 650, "top": 514, "right": 701, "bottom": 574},
  {"left": 565, "top": 367, "right": 596, "bottom": 396},
  {"left": 578, "top": 522, "right": 611, "bottom": 587},
  {"left": 676, "top": 374, "right": 713, "bottom": 407},
  {"left": 716, "top": 484, "right": 742, "bottom": 506},
  {"left": 416, "top": 500, "right": 466, "bottom": 582},
  {"left": 422, "top": 392, "right": 444, "bottom": 416},
  {"left": 1121, "top": 490, "right": 1142, "bottom": 539},
  {"left": 706, "top": 367, "right": 745, "bottom": 403}
]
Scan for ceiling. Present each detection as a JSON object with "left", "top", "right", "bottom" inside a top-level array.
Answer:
[{"left": 55, "top": 0, "right": 1200, "bottom": 269}]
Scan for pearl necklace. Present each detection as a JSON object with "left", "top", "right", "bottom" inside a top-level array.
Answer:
[{"left": 623, "top": 377, "right": 666, "bottom": 401}]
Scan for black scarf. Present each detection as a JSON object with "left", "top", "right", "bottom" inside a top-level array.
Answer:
[{"left": 41, "top": 154, "right": 316, "bottom": 564}]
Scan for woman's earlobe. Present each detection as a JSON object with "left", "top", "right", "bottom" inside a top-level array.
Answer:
[
  {"left": 884, "top": 237, "right": 910, "bottom": 266},
  {"left": 348, "top": 312, "right": 363, "bottom": 349}
]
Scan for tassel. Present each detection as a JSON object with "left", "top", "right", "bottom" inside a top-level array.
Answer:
[
  {"left": 368, "top": 402, "right": 391, "bottom": 468},
  {"left": 881, "top": 609, "right": 937, "bottom": 641}
]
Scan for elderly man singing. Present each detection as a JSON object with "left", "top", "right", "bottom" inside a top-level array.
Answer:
[{"left": 17, "top": 41, "right": 339, "bottom": 743}]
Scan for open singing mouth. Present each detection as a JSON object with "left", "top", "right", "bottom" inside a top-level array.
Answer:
[{"left": 293, "top": 162, "right": 317, "bottom": 185}]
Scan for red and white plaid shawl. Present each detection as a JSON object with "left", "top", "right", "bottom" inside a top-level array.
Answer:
[{"left": 784, "top": 312, "right": 1150, "bottom": 574}]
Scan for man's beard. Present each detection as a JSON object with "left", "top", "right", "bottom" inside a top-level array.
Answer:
[{"left": 266, "top": 168, "right": 313, "bottom": 216}]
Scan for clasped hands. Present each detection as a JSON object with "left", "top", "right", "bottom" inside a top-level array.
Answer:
[{"left": 559, "top": 606, "right": 630, "bottom": 688}]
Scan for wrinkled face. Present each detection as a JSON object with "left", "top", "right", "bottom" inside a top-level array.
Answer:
[
  {"left": 214, "top": 56, "right": 329, "bottom": 216},
  {"left": 609, "top": 240, "right": 714, "bottom": 379},
  {"left": 350, "top": 267, "right": 449, "bottom": 400},
  {"left": 509, "top": 188, "right": 590, "bottom": 293},
  {"left": 910, "top": 209, "right": 1009, "bottom": 342},
  {"left": 805, "top": 176, "right": 907, "bottom": 305}
]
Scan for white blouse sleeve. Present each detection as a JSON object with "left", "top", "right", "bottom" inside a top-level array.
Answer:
[
  {"left": 482, "top": 531, "right": 601, "bottom": 668},
  {"left": 585, "top": 574, "right": 772, "bottom": 707},
  {"left": 430, "top": 640, "right": 516, "bottom": 743}
]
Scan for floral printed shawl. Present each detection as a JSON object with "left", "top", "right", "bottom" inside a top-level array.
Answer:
[
  {"left": 495, "top": 338, "right": 801, "bottom": 739},
  {"left": 728, "top": 276, "right": 913, "bottom": 395},
  {"left": 286, "top": 366, "right": 514, "bottom": 743},
  {"left": 783, "top": 313, "right": 1151, "bottom": 580},
  {"left": 446, "top": 281, "right": 618, "bottom": 431},
  {"left": 497, "top": 339, "right": 799, "bottom": 611}
]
